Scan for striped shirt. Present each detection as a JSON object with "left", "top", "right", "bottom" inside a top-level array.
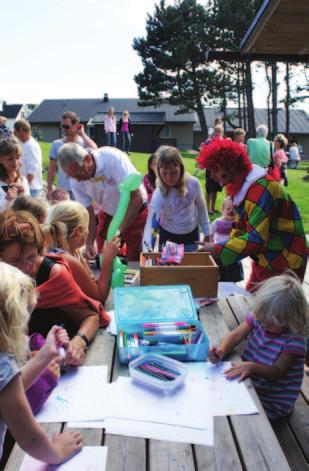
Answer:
[{"left": 242, "top": 313, "right": 306, "bottom": 419}]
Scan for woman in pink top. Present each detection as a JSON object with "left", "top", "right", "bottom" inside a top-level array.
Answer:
[
  {"left": 117, "top": 110, "right": 132, "bottom": 154},
  {"left": 273, "top": 134, "right": 288, "bottom": 185}
]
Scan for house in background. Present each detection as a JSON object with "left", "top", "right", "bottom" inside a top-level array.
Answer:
[
  {"left": 27, "top": 97, "right": 196, "bottom": 152},
  {"left": 194, "top": 108, "right": 309, "bottom": 157},
  {"left": 0, "top": 101, "right": 37, "bottom": 129}
]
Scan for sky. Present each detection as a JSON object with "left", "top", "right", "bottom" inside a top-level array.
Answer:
[{"left": 1, "top": 0, "right": 308, "bottom": 113}]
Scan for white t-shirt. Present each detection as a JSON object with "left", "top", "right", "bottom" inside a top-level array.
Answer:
[
  {"left": 70, "top": 147, "right": 147, "bottom": 215},
  {"left": 142, "top": 175, "right": 210, "bottom": 250},
  {"left": 21, "top": 136, "right": 43, "bottom": 190},
  {"left": 0, "top": 176, "right": 30, "bottom": 211}
]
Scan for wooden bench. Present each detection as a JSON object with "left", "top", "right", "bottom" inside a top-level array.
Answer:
[{"left": 222, "top": 295, "right": 309, "bottom": 471}]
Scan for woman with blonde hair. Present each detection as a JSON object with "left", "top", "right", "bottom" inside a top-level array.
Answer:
[
  {"left": 271, "top": 133, "right": 288, "bottom": 185},
  {"left": 142, "top": 146, "right": 210, "bottom": 252},
  {"left": 0, "top": 262, "right": 83, "bottom": 464},
  {"left": 0, "top": 137, "right": 30, "bottom": 210},
  {"left": 43, "top": 200, "right": 120, "bottom": 304}
]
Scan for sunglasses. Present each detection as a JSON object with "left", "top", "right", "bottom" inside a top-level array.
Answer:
[{"left": 61, "top": 124, "right": 71, "bottom": 130}]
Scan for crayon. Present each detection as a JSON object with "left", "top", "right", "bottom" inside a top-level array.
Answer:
[
  {"left": 118, "top": 330, "right": 124, "bottom": 348},
  {"left": 123, "top": 331, "right": 128, "bottom": 348}
]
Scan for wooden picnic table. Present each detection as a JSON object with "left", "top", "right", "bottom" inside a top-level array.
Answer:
[{"left": 5, "top": 276, "right": 303, "bottom": 471}]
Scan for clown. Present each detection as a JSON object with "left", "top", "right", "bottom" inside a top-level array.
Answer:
[{"left": 196, "top": 139, "right": 307, "bottom": 292}]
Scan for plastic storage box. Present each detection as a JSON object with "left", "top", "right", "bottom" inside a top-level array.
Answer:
[
  {"left": 129, "top": 353, "right": 188, "bottom": 394},
  {"left": 114, "top": 285, "right": 209, "bottom": 365}
]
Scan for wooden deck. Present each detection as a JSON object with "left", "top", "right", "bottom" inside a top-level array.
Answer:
[{"left": 4, "top": 293, "right": 299, "bottom": 471}]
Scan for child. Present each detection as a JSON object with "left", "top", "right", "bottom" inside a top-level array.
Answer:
[
  {"left": 143, "top": 154, "right": 156, "bottom": 201},
  {"left": 143, "top": 146, "right": 210, "bottom": 252},
  {"left": 0, "top": 262, "right": 83, "bottom": 463},
  {"left": 51, "top": 188, "right": 70, "bottom": 204},
  {"left": 210, "top": 197, "right": 243, "bottom": 282},
  {"left": 209, "top": 274, "right": 308, "bottom": 419}
]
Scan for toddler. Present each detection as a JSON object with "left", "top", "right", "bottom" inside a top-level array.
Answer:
[
  {"left": 209, "top": 274, "right": 308, "bottom": 419},
  {"left": 210, "top": 197, "right": 243, "bottom": 282}
]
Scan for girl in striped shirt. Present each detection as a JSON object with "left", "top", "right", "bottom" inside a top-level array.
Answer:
[{"left": 209, "top": 274, "right": 308, "bottom": 419}]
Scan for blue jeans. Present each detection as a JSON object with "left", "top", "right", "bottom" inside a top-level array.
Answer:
[
  {"left": 122, "top": 132, "right": 131, "bottom": 153},
  {"left": 106, "top": 132, "right": 116, "bottom": 147}
]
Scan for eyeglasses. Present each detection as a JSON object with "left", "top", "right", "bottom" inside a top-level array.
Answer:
[{"left": 61, "top": 124, "right": 71, "bottom": 130}]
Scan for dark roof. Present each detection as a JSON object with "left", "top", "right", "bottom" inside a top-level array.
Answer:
[
  {"left": 1, "top": 103, "right": 23, "bottom": 119},
  {"left": 90, "top": 112, "right": 166, "bottom": 125},
  {"left": 28, "top": 98, "right": 195, "bottom": 124},
  {"left": 194, "top": 107, "right": 309, "bottom": 134}
]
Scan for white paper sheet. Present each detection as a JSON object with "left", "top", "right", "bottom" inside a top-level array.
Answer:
[
  {"left": 217, "top": 282, "right": 251, "bottom": 300},
  {"left": 104, "top": 376, "right": 212, "bottom": 429},
  {"left": 106, "top": 310, "right": 116, "bottom": 335},
  {"left": 19, "top": 446, "right": 108, "bottom": 471},
  {"left": 187, "top": 362, "right": 258, "bottom": 416},
  {"left": 36, "top": 366, "right": 108, "bottom": 423}
]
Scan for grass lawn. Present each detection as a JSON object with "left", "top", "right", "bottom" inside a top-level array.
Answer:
[{"left": 40, "top": 142, "right": 309, "bottom": 233}]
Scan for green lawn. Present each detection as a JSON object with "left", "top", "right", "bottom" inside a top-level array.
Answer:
[{"left": 40, "top": 142, "right": 309, "bottom": 232}]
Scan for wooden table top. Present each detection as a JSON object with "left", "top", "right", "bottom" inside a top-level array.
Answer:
[{"left": 5, "top": 290, "right": 293, "bottom": 471}]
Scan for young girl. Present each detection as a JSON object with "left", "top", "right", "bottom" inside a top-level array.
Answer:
[
  {"left": 210, "top": 197, "right": 243, "bottom": 282},
  {"left": 209, "top": 274, "right": 308, "bottom": 419},
  {"left": 42, "top": 200, "right": 120, "bottom": 304},
  {"left": 143, "top": 146, "right": 210, "bottom": 252},
  {"left": 0, "top": 138, "right": 30, "bottom": 211},
  {"left": 0, "top": 262, "right": 83, "bottom": 464},
  {"left": 143, "top": 154, "right": 156, "bottom": 201}
]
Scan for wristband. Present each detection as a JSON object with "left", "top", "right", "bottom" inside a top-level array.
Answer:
[{"left": 76, "top": 331, "right": 90, "bottom": 349}]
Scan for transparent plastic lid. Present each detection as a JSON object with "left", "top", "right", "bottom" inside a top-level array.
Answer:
[{"left": 114, "top": 285, "right": 197, "bottom": 324}]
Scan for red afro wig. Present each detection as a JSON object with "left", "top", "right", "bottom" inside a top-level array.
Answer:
[{"left": 197, "top": 138, "right": 253, "bottom": 196}]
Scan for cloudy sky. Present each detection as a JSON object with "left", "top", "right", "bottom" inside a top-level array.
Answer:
[{"left": 1, "top": 0, "right": 308, "bottom": 112}]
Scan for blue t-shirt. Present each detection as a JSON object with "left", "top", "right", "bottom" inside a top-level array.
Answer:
[{"left": 0, "top": 353, "right": 20, "bottom": 459}]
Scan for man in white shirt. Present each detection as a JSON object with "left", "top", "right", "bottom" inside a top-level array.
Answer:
[
  {"left": 58, "top": 143, "right": 148, "bottom": 261},
  {"left": 14, "top": 120, "right": 43, "bottom": 198},
  {"left": 47, "top": 111, "right": 97, "bottom": 200}
]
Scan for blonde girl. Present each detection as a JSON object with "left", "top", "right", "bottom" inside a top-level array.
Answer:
[
  {"left": 42, "top": 200, "right": 120, "bottom": 303},
  {"left": 142, "top": 146, "right": 210, "bottom": 252},
  {"left": 209, "top": 274, "right": 308, "bottom": 419},
  {"left": 0, "top": 262, "right": 82, "bottom": 463}
]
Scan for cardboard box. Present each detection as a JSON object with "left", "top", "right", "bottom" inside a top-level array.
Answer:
[{"left": 140, "top": 252, "right": 219, "bottom": 298}]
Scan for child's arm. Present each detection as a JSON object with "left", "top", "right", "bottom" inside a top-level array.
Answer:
[
  {"left": 0, "top": 374, "right": 82, "bottom": 464},
  {"left": 209, "top": 320, "right": 252, "bottom": 363},
  {"left": 22, "top": 326, "right": 69, "bottom": 390},
  {"left": 225, "top": 353, "right": 298, "bottom": 382}
]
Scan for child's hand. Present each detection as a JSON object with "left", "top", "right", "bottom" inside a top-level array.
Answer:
[
  {"left": 224, "top": 362, "right": 253, "bottom": 382},
  {"left": 40, "top": 326, "right": 70, "bottom": 365},
  {"left": 48, "top": 358, "right": 61, "bottom": 379},
  {"left": 51, "top": 430, "right": 83, "bottom": 463},
  {"left": 102, "top": 236, "right": 121, "bottom": 262},
  {"left": 208, "top": 346, "right": 224, "bottom": 364}
]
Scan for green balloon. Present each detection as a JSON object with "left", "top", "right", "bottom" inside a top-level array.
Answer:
[{"left": 106, "top": 172, "right": 142, "bottom": 289}]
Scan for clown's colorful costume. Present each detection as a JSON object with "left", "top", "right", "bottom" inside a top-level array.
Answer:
[{"left": 197, "top": 140, "right": 307, "bottom": 291}]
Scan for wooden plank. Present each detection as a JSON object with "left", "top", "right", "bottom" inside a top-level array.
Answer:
[
  {"left": 287, "top": 394, "right": 309, "bottom": 459},
  {"left": 226, "top": 296, "right": 251, "bottom": 325},
  {"left": 4, "top": 423, "right": 61, "bottom": 471},
  {"left": 301, "top": 375, "right": 309, "bottom": 404},
  {"left": 105, "top": 435, "right": 146, "bottom": 471},
  {"left": 149, "top": 441, "right": 195, "bottom": 471},
  {"left": 195, "top": 417, "right": 243, "bottom": 471},
  {"left": 272, "top": 418, "right": 309, "bottom": 471},
  {"left": 200, "top": 302, "right": 291, "bottom": 471}
]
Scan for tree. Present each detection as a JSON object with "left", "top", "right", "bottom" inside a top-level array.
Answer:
[{"left": 133, "top": 0, "right": 225, "bottom": 139}]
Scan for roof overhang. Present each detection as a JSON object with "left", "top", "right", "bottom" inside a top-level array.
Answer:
[{"left": 207, "top": 0, "right": 309, "bottom": 63}]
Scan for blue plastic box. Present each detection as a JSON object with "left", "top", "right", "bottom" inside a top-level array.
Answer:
[{"left": 114, "top": 285, "right": 209, "bottom": 365}]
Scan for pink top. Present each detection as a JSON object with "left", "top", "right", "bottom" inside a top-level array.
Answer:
[
  {"left": 274, "top": 149, "right": 288, "bottom": 167},
  {"left": 104, "top": 115, "right": 116, "bottom": 133},
  {"left": 121, "top": 121, "right": 129, "bottom": 132}
]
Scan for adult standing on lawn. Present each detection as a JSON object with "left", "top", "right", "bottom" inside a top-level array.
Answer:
[
  {"left": 14, "top": 119, "right": 43, "bottom": 198},
  {"left": 104, "top": 107, "right": 117, "bottom": 147},
  {"left": 196, "top": 138, "right": 307, "bottom": 292},
  {"left": 47, "top": 111, "right": 97, "bottom": 200},
  {"left": 57, "top": 143, "right": 148, "bottom": 261},
  {"left": 247, "top": 124, "right": 272, "bottom": 169}
]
